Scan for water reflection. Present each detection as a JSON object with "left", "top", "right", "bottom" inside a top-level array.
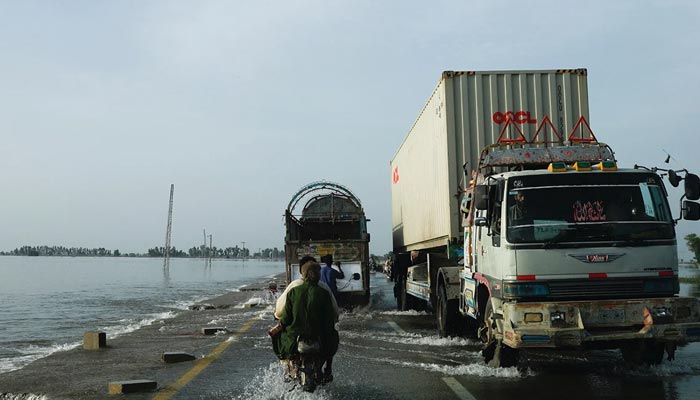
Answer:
[
  {"left": 162, "top": 265, "right": 171, "bottom": 287},
  {"left": 680, "top": 265, "right": 700, "bottom": 298}
]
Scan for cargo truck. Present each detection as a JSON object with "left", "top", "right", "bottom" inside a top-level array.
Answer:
[
  {"left": 285, "top": 181, "right": 370, "bottom": 306},
  {"left": 390, "top": 69, "right": 700, "bottom": 367}
]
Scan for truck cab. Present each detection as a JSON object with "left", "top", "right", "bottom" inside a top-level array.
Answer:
[
  {"left": 471, "top": 168, "right": 677, "bottom": 299},
  {"left": 461, "top": 150, "right": 700, "bottom": 367}
]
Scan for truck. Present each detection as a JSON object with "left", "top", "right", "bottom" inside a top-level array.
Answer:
[
  {"left": 285, "top": 181, "right": 370, "bottom": 306},
  {"left": 390, "top": 69, "right": 700, "bottom": 367}
]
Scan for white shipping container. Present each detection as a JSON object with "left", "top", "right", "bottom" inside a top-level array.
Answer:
[{"left": 391, "top": 69, "right": 590, "bottom": 252}]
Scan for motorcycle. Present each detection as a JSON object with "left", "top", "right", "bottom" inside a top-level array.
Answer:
[
  {"left": 293, "top": 337, "right": 324, "bottom": 392},
  {"left": 270, "top": 324, "right": 326, "bottom": 392}
]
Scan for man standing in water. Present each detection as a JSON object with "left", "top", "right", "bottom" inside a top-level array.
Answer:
[{"left": 320, "top": 255, "right": 344, "bottom": 302}]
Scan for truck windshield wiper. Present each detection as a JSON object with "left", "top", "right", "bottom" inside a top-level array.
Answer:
[
  {"left": 542, "top": 240, "right": 562, "bottom": 249},
  {"left": 611, "top": 238, "right": 648, "bottom": 247},
  {"left": 541, "top": 234, "right": 569, "bottom": 249}
]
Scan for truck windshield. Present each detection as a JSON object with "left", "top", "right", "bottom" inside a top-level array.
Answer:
[{"left": 505, "top": 172, "right": 674, "bottom": 245}]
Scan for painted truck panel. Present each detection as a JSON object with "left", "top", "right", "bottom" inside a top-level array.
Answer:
[
  {"left": 284, "top": 181, "right": 370, "bottom": 305},
  {"left": 286, "top": 240, "right": 369, "bottom": 294},
  {"left": 391, "top": 69, "right": 590, "bottom": 252}
]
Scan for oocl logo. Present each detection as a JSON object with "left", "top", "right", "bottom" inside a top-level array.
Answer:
[
  {"left": 392, "top": 167, "right": 399, "bottom": 184},
  {"left": 492, "top": 111, "right": 537, "bottom": 124}
]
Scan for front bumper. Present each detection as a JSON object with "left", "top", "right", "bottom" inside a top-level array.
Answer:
[{"left": 498, "top": 296, "right": 700, "bottom": 349}]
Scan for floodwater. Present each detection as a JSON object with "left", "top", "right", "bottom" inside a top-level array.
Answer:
[
  {"left": 2, "top": 261, "right": 700, "bottom": 399},
  {"left": 0, "top": 256, "right": 283, "bottom": 374},
  {"left": 234, "top": 268, "right": 700, "bottom": 400}
]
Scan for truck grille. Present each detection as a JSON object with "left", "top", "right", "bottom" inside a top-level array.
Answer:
[{"left": 548, "top": 279, "right": 645, "bottom": 299}]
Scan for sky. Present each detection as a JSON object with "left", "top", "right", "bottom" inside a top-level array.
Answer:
[{"left": 0, "top": 0, "right": 699, "bottom": 259}]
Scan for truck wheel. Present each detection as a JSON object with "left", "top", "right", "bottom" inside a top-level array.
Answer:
[
  {"left": 397, "top": 281, "right": 412, "bottom": 311},
  {"left": 480, "top": 301, "right": 519, "bottom": 368},
  {"left": 402, "top": 287, "right": 415, "bottom": 311},
  {"left": 621, "top": 340, "right": 665, "bottom": 365},
  {"left": 437, "top": 284, "right": 458, "bottom": 337},
  {"left": 395, "top": 280, "right": 404, "bottom": 310}
]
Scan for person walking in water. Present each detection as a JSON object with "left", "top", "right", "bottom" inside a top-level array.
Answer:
[{"left": 320, "top": 255, "right": 344, "bottom": 302}]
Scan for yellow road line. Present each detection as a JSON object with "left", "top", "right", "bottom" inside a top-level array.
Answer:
[
  {"left": 387, "top": 320, "right": 406, "bottom": 335},
  {"left": 153, "top": 311, "right": 265, "bottom": 400},
  {"left": 442, "top": 377, "right": 478, "bottom": 400}
]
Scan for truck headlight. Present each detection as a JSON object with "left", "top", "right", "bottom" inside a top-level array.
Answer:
[
  {"left": 524, "top": 312, "right": 544, "bottom": 323},
  {"left": 650, "top": 306, "right": 673, "bottom": 324},
  {"left": 550, "top": 311, "right": 566, "bottom": 327}
]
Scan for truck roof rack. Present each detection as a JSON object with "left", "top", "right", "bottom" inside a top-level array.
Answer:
[
  {"left": 287, "top": 180, "right": 363, "bottom": 217},
  {"left": 479, "top": 143, "right": 615, "bottom": 171},
  {"left": 478, "top": 115, "right": 615, "bottom": 172}
]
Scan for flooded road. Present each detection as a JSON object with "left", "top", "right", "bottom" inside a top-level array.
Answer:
[
  {"left": 233, "top": 270, "right": 700, "bottom": 400},
  {"left": 3, "top": 268, "right": 700, "bottom": 399}
]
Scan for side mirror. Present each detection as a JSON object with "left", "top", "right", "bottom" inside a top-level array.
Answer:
[
  {"left": 683, "top": 201, "right": 700, "bottom": 221},
  {"left": 351, "top": 273, "right": 361, "bottom": 281},
  {"left": 474, "top": 185, "right": 488, "bottom": 210},
  {"left": 685, "top": 173, "right": 700, "bottom": 200},
  {"left": 668, "top": 170, "right": 681, "bottom": 187}
]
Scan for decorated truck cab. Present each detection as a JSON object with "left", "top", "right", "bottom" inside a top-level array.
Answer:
[
  {"left": 390, "top": 68, "right": 700, "bottom": 367},
  {"left": 461, "top": 143, "right": 700, "bottom": 366}
]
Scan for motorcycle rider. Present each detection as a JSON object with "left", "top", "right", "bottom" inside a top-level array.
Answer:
[
  {"left": 273, "top": 259, "right": 339, "bottom": 383},
  {"left": 275, "top": 256, "right": 339, "bottom": 322}
]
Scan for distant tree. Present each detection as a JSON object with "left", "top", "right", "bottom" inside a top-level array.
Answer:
[
  {"left": 114, "top": 249, "right": 121, "bottom": 257},
  {"left": 147, "top": 247, "right": 164, "bottom": 257},
  {"left": 686, "top": 234, "right": 700, "bottom": 263}
]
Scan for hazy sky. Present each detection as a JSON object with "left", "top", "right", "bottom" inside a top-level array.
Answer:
[{"left": 1, "top": 1, "right": 699, "bottom": 259}]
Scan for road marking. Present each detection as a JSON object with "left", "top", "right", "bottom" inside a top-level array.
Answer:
[
  {"left": 387, "top": 320, "right": 406, "bottom": 335},
  {"left": 442, "top": 377, "right": 478, "bottom": 400},
  {"left": 152, "top": 308, "right": 269, "bottom": 400}
]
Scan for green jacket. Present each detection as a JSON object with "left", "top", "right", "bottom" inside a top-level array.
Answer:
[{"left": 273, "top": 281, "right": 338, "bottom": 360}]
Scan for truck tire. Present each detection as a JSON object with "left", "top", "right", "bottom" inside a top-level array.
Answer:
[
  {"left": 396, "top": 280, "right": 412, "bottom": 311},
  {"left": 401, "top": 286, "right": 415, "bottom": 311},
  {"left": 395, "top": 280, "right": 404, "bottom": 310},
  {"left": 437, "top": 284, "right": 459, "bottom": 337},
  {"left": 621, "top": 340, "right": 665, "bottom": 365},
  {"left": 480, "top": 301, "right": 519, "bottom": 368}
]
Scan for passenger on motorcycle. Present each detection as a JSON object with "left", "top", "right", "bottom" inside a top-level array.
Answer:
[
  {"left": 274, "top": 256, "right": 339, "bottom": 323},
  {"left": 272, "top": 260, "right": 340, "bottom": 383}
]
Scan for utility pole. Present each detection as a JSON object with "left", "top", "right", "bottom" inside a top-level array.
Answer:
[
  {"left": 163, "top": 184, "right": 174, "bottom": 270},
  {"left": 208, "top": 234, "right": 213, "bottom": 262},
  {"left": 203, "top": 229, "right": 207, "bottom": 259}
]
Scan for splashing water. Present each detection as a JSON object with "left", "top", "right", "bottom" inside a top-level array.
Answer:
[{"left": 234, "top": 363, "right": 335, "bottom": 400}]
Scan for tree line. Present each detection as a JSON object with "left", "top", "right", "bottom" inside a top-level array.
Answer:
[
  {"left": 148, "top": 245, "right": 283, "bottom": 259},
  {"left": 686, "top": 234, "right": 700, "bottom": 264},
  {"left": 1, "top": 245, "right": 121, "bottom": 257},
  {"left": 0, "top": 244, "right": 284, "bottom": 259}
]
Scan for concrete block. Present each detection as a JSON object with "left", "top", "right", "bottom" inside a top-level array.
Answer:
[
  {"left": 83, "top": 331, "right": 106, "bottom": 350},
  {"left": 188, "top": 304, "right": 216, "bottom": 311},
  {"left": 108, "top": 379, "right": 157, "bottom": 394},
  {"left": 201, "top": 327, "right": 226, "bottom": 335},
  {"left": 162, "top": 352, "right": 196, "bottom": 363}
]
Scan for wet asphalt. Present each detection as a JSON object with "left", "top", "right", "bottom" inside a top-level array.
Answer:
[{"left": 1, "top": 273, "right": 700, "bottom": 400}]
